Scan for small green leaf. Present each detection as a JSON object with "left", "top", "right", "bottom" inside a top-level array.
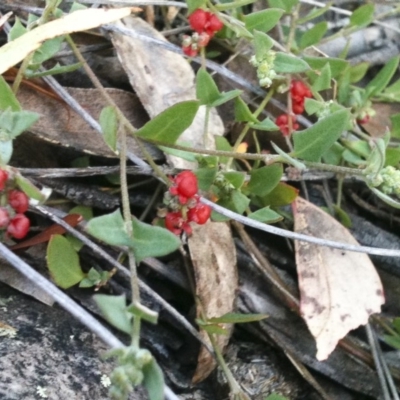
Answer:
[
  {"left": 365, "top": 56, "right": 399, "bottom": 98},
  {"left": 127, "top": 303, "right": 158, "bottom": 324},
  {"left": 32, "top": 36, "right": 64, "bottom": 65},
  {"left": 349, "top": 4, "right": 374, "bottom": 27},
  {"left": 273, "top": 53, "right": 309, "bottom": 73},
  {"left": 200, "top": 323, "right": 230, "bottom": 335},
  {"left": 69, "top": 205, "right": 93, "bottom": 221},
  {"left": 8, "top": 17, "right": 27, "bottom": 41},
  {"left": 254, "top": 31, "right": 274, "bottom": 60},
  {"left": 70, "top": 1, "right": 88, "bottom": 12},
  {"left": 293, "top": 110, "right": 350, "bottom": 161},
  {"left": 215, "top": 0, "right": 258, "bottom": 11},
  {"left": 134, "top": 101, "right": 199, "bottom": 144},
  {"left": 250, "top": 118, "right": 279, "bottom": 131},
  {"left": 322, "top": 142, "right": 344, "bottom": 165},
  {"left": 195, "top": 166, "right": 218, "bottom": 190},
  {"left": 143, "top": 359, "right": 165, "bottom": 400},
  {"left": 300, "top": 21, "right": 327, "bottom": 49},
  {"left": 271, "top": 142, "right": 306, "bottom": 169},
  {"left": 390, "top": 113, "right": 400, "bottom": 138},
  {"left": 15, "top": 174, "right": 46, "bottom": 202},
  {"left": 393, "top": 318, "right": 400, "bottom": 333},
  {"left": 384, "top": 335, "right": 400, "bottom": 350},
  {"left": 159, "top": 141, "right": 197, "bottom": 162},
  {"left": 332, "top": 204, "right": 352, "bottom": 228},
  {"left": 297, "top": 3, "right": 330, "bottom": 24},
  {"left": 131, "top": 218, "right": 181, "bottom": 263},
  {"left": 0, "top": 77, "right": 21, "bottom": 111},
  {"left": 0, "top": 141, "right": 13, "bottom": 164},
  {"left": 0, "top": 109, "right": 39, "bottom": 138},
  {"left": 208, "top": 312, "right": 268, "bottom": 324},
  {"left": 99, "top": 106, "right": 118, "bottom": 152},
  {"left": 47, "top": 234, "right": 85, "bottom": 289},
  {"left": 311, "top": 63, "right": 331, "bottom": 92},
  {"left": 223, "top": 171, "right": 245, "bottom": 189},
  {"left": 234, "top": 97, "right": 258, "bottom": 123},
  {"left": 265, "top": 394, "right": 290, "bottom": 400},
  {"left": 196, "top": 68, "right": 220, "bottom": 106},
  {"left": 268, "top": 0, "right": 298, "bottom": 13},
  {"left": 215, "top": 136, "right": 232, "bottom": 164},
  {"left": 304, "top": 56, "right": 348, "bottom": 78},
  {"left": 349, "top": 62, "right": 369, "bottom": 83},
  {"left": 79, "top": 278, "right": 95, "bottom": 288},
  {"left": 342, "top": 149, "right": 365, "bottom": 165},
  {"left": 210, "top": 89, "right": 242, "bottom": 107},
  {"left": 217, "top": 190, "right": 250, "bottom": 214},
  {"left": 260, "top": 182, "right": 298, "bottom": 207},
  {"left": 86, "top": 209, "right": 131, "bottom": 247},
  {"left": 385, "top": 147, "right": 400, "bottom": 167},
  {"left": 244, "top": 9, "right": 283, "bottom": 32},
  {"left": 247, "top": 164, "right": 283, "bottom": 197},
  {"left": 248, "top": 207, "right": 283, "bottom": 223},
  {"left": 94, "top": 294, "right": 132, "bottom": 335},
  {"left": 186, "top": 0, "right": 206, "bottom": 13}
]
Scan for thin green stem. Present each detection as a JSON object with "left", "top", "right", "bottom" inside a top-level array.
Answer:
[
  {"left": 208, "top": 333, "right": 250, "bottom": 400},
  {"left": 12, "top": 54, "right": 33, "bottom": 94}
]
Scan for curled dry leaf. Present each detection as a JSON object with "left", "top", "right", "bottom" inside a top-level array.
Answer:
[
  {"left": 188, "top": 222, "right": 238, "bottom": 383},
  {"left": 0, "top": 7, "right": 138, "bottom": 74},
  {"left": 17, "top": 86, "right": 161, "bottom": 159},
  {"left": 111, "top": 17, "right": 224, "bottom": 169},
  {"left": 293, "top": 197, "right": 384, "bottom": 361}
]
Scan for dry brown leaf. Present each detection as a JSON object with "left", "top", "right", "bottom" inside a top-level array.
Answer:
[
  {"left": 0, "top": 7, "right": 138, "bottom": 74},
  {"left": 17, "top": 86, "right": 161, "bottom": 159},
  {"left": 293, "top": 197, "right": 384, "bottom": 361},
  {"left": 363, "top": 102, "right": 400, "bottom": 138},
  {"left": 111, "top": 17, "right": 224, "bottom": 169},
  {"left": 188, "top": 222, "right": 238, "bottom": 383},
  {"left": 0, "top": 320, "right": 17, "bottom": 338}
]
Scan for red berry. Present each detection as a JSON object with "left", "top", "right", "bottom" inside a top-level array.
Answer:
[
  {"left": 165, "top": 211, "right": 192, "bottom": 235},
  {"left": 187, "top": 203, "right": 211, "bottom": 225},
  {"left": 8, "top": 190, "right": 29, "bottom": 213},
  {"left": 165, "top": 212, "right": 183, "bottom": 235},
  {"left": 0, "top": 207, "right": 9, "bottom": 229},
  {"left": 7, "top": 214, "right": 30, "bottom": 239},
  {"left": 182, "top": 44, "right": 198, "bottom": 57},
  {"left": 276, "top": 114, "right": 299, "bottom": 136},
  {"left": 207, "top": 14, "right": 223, "bottom": 34},
  {"left": 290, "top": 80, "right": 312, "bottom": 103},
  {"left": 174, "top": 171, "right": 198, "bottom": 198},
  {"left": 292, "top": 99, "right": 305, "bottom": 115},
  {"left": 188, "top": 9, "right": 208, "bottom": 33},
  {"left": 0, "top": 169, "right": 8, "bottom": 191}
]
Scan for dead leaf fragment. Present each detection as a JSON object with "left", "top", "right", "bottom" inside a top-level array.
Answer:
[
  {"left": 0, "top": 7, "right": 138, "bottom": 74},
  {"left": 111, "top": 17, "right": 224, "bottom": 168},
  {"left": 293, "top": 197, "right": 384, "bottom": 361},
  {"left": 17, "top": 86, "right": 161, "bottom": 159},
  {"left": 188, "top": 222, "right": 238, "bottom": 383}
]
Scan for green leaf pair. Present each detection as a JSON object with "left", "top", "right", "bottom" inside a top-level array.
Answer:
[{"left": 86, "top": 209, "right": 181, "bottom": 263}]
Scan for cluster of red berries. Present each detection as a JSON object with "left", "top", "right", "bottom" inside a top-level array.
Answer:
[
  {"left": 164, "top": 171, "right": 211, "bottom": 236},
  {"left": 0, "top": 170, "right": 30, "bottom": 240},
  {"left": 182, "top": 9, "right": 224, "bottom": 57},
  {"left": 276, "top": 80, "right": 312, "bottom": 136}
]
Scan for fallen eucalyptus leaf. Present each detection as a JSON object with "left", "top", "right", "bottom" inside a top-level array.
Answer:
[
  {"left": 293, "top": 197, "right": 384, "bottom": 360},
  {"left": 0, "top": 7, "right": 137, "bottom": 74},
  {"left": 188, "top": 222, "right": 238, "bottom": 383}
]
